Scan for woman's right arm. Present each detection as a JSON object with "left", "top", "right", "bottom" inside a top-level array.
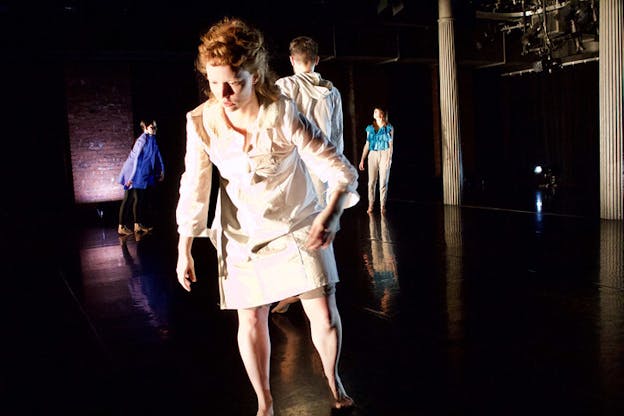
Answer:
[
  {"left": 177, "top": 236, "right": 196, "bottom": 291},
  {"left": 175, "top": 110, "right": 214, "bottom": 291},
  {"left": 358, "top": 141, "right": 369, "bottom": 171}
]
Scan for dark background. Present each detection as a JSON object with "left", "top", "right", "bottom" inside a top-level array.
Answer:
[
  {"left": 0, "top": 0, "right": 600, "bottom": 232},
  {"left": 0, "top": 4, "right": 612, "bottom": 414}
]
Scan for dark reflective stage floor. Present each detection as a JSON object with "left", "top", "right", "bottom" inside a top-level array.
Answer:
[{"left": 4, "top": 200, "right": 624, "bottom": 415}]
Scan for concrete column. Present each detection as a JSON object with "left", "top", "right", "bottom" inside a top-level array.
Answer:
[
  {"left": 599, "top": 220, "right": 624, "bottom": 401},
  {"left": 438, "top": 0, "right": 463, "bottom": 205},
  {"left": 443, "top": 205, "right": 463, "bottom": 343},
  {"left": 599, "top": 0, "right": 624, "bottom": 219}
]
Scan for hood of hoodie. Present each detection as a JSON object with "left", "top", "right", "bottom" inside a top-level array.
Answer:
[{"left": 293, "top": 72, "right": 334, "bottom": 100}]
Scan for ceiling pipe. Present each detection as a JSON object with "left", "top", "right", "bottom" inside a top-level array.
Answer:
[
  {"left": 500, "top": 55, "right": 599, "bottom": 76},
  {"left": 476, "top": 1, "right": 569, "bottom": 20}
]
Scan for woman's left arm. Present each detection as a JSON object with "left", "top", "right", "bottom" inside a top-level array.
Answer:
[
  {"left": 286, "top": 102, "right": 359, "bottom": 210},
  {"left": 282, "top": 101, "right": 359, "bottom": 248},
  {"left": 306, "top": 188, "right": 348, "bottom": 249}
]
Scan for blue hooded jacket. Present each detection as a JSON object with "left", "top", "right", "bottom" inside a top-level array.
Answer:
[{"left": 118, "top": 133, "right": 164, "bottom": 190}]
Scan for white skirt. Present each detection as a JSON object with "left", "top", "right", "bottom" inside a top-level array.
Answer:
[{"left": 218, "top": 225, "right": 339, "bottom": 309}]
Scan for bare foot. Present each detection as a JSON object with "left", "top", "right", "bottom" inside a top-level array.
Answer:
[
  {"left": 255, "top": 390, "right": 274, "bottom": 416},
  {"left": 256, "top": 407, "right": 274, "bottom": 416},
  {"left": 335, "top": 394, "right": 354, "bottom": 409},
  {"left": 329, "top": 376, "right": 354, "bottom": 409},
  {"left": 257, "top": 397, "right": 274, "bottom": 416}
]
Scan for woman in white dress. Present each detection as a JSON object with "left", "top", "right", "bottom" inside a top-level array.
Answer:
[{"left": 175, "top": 18, "right": 358, "bottom": 415}]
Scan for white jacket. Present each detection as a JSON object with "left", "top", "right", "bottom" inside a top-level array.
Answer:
[
  {"left": 276, "top": 72, "right": 344, "bottom": 154},
  {"left": 176, "top": 96, "right": 358, "bottom": 309}
]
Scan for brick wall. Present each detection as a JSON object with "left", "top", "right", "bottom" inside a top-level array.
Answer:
[{"left": 65, "top": 62, "right": 133, "bottom": 203}]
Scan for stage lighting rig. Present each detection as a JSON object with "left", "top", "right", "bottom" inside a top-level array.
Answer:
[{"left": 475, "top": 0, "right": 599, "bottom": 65}]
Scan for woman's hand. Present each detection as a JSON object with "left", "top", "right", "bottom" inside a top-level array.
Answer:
[
  {"left": 306, "top": 210, "right": 340, "bottom": 250},
  {"left": 359, "top": 142, "right": 369, "bottom": 171},
  {"left": 177, "top": 253, "right": 196, "bottom": 291},
  {"left": 306, "top": 190, "right": 347, "bottom": 250},
  {"left": 177, "top": 236, "right": 196, "bottom": 291}
]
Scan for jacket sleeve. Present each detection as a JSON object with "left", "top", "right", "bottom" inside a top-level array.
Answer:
[
  {"left": 176, "top": 111, "right": 214, "bottom": 237},
  {"left": 128, "top": 134, "right": 147, "bottom": 183},
  {"left": 155, "top": 144, "right": 165, "bottom": 176},
  {"left": 282, "top": 100, "right": 359, "bottom": 208},
  {"left": 330, "top": 90, "right": 344, "bottom": 155}
]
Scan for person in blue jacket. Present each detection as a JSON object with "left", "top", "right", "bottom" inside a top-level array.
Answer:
[{"left": 118, "top": 119, "right": 165, "bottom": 235}]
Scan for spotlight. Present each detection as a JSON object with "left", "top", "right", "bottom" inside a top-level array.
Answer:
[
  {"left": 534, "top": 165, "right": 558, "bottom": 191},
  {"left": 535, "top": 191, "right": 543, "bottom": 213}
]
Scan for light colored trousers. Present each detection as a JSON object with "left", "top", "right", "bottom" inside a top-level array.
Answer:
[{"left": 367, "top": 149, "right": 392, "bottom": 208}]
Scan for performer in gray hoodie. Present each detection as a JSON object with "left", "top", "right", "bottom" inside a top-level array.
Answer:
[
  {"left": 274, "top": 36, "right": 345, "bottom": 314},
  {"left": 276, "top": 36, "right": 344, "bottom": 205}
]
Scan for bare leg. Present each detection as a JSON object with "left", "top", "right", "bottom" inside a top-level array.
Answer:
[
  {"left": 300, "top": 294, "right": 354, "bottom": 409},
  {"left": 237, "top": 306, "right": 274, "bottom": 416}
]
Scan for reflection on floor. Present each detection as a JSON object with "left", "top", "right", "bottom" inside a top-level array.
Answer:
[
  {"left": 362, "top": 213, "right": 400, "bottom": 320},
  {"left": 4, "top": 201, "right": 624, "bottom": 415}
]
